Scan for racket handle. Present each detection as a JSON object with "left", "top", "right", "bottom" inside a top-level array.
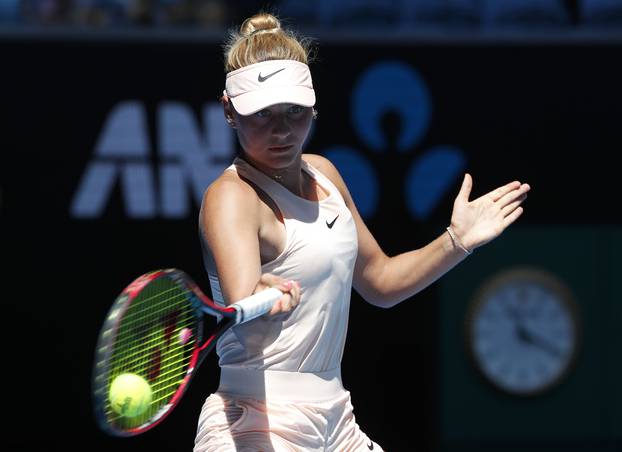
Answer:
[{"left": 233, "top": 287, "right": 283, "bottom": 323}]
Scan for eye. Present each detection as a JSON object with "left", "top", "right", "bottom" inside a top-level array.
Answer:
[
  {"left": 255, "top": 109, "right": 271, "bottom": 118},
  {"left": 288, "top": 105, "right": 304, "bottom": 114}
]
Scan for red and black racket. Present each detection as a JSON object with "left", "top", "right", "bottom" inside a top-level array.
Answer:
[{"left": 92, "top": 268, "right": 281, "bottom": 436}]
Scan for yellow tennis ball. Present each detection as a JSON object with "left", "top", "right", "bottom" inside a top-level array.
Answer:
[{"left": 109, "top": 373, "right": 153, "bottom": 417}]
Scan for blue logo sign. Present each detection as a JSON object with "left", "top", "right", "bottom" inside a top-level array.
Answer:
[{"left": 322, "top": 61, "right": 467, "bottom": 220}]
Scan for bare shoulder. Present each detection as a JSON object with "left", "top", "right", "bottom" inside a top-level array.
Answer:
[
  {"left": 201, "top": 169, "right": 260, "bottom": 222},
  {"left": 302, "top": 153, "right": 347, "bottom": 191}
]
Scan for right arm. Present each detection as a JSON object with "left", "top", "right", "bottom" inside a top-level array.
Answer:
[{"left": 199, "top": 175, "right": 299, "bottom": 316}]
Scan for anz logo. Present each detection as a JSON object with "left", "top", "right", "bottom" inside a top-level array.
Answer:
[
  {"left": 322, "top": 60, "right": 467, "bottom": 220},
  {"left": 72, "top": 61, "right": 465, "bottom": 221},
  {"left": 70, "top": 101, "right": 234, "bottom": 219}
]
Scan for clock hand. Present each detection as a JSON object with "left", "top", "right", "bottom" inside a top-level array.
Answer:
[
  {"left": 507, "top": 305, "right": 530, "bottom": 342},
  {"left": 517, "top": 326, "right": 563, "bottom": 358}
]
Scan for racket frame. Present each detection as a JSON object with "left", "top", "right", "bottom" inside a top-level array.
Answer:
[{"left": 92, "top": 268, "right": 277, "bottom": 437}]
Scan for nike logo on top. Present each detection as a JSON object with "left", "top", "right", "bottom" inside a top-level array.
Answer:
[
  {"left": 258, "top": 68, "right": 285, "bottom": 82},
  {"left": 367, "top": 440, "right": 374, "bottom": 450},
  {"left": 326, "top": 215, "right": 339, "bottom": 229}
]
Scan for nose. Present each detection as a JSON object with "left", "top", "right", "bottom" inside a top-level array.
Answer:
[{"left": 271, "top": 114, "right": 291, "bottom": 139}]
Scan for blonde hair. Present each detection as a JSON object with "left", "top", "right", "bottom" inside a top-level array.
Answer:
[{"left": 224, "top": 12, "right": 313, "bottom": 73}]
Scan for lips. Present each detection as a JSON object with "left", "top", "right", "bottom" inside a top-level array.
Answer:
[{"left": 268, "top": 144, "right": 294, "bottom": 151}]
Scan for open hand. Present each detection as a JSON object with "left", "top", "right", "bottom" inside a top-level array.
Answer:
[{"left": 450, "top": 174, "right": 530, "bottom": 252}]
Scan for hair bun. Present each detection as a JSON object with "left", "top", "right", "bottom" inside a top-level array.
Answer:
[
  {"left": 224, "top": 12, "right": 311, "bottom": 72},
  {"left": 240, "top": 13, "right": 281, "bottom": 36}
]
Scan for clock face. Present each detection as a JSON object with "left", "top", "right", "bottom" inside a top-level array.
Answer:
[{"left": 466, "top": 268, "right": 581, "bottom": 396}]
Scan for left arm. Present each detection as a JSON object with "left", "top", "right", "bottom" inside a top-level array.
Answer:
[{"left": 305, "top": 154, "right": 530, "bottom": 308}]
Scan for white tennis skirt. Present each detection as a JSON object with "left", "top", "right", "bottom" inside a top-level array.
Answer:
[{"left": 193, "top": 367, "right": 384, "bottom": 452}]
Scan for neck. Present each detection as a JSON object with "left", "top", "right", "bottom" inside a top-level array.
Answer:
[{"left": 240, "top": 155, "right": 306, "bottom": 197}]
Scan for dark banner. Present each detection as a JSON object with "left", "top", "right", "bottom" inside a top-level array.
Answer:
[{"left": 2, "top": 38, "right": 621, "bottom": 451}]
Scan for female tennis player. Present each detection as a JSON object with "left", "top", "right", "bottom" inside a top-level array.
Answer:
[{"left": 194, "top": 12, "right": 530, "bottom": 452}]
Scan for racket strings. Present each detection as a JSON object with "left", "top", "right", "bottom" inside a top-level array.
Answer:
[
  {"left": 112, "top": 292, "right": 188, "bottom": 356},
  {"left": 104, "top": 277, "right": 199, "bottom": 430},
  {"left": 112, "top": 325, "right": 186, "bottom": 364},
  {"left": 113, "top": 287, "right": 185, "bottom": 339}
]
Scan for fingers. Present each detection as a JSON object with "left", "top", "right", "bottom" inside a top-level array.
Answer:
[
  {"left": 503, "top": 206, "right": 524, "bottom": 228},
  {"left": 501, "top": 192, "right": 528, "bottom": 218},
  {"left": 497, "top": 183, "right": 530, "bottom": 209},
  {"left": 489, "top": 181, "right": 524, "bottom": 202},
  {"left": 257, "top": 272, "right": 285, "bottom": 289},
  {"left": 276, "top": 280, "right": 301, "bottom": 313},
  {"left": 257, "top": 273, "right": 301, "bottom": 316},
  {"left": 457, "top": 173, "right": 473, "bottom": 202}
]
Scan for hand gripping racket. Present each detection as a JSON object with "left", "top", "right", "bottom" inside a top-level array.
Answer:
[{"left": 92, "top": 268, "right": 281, "bottom": 436}]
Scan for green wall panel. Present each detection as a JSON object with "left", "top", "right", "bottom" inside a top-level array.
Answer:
[{"left": 439, "top": 226, "right": 620, "bottom": 448}]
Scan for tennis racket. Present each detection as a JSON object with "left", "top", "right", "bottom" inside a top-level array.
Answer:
[{"left": 92, "top": 268, "right": 281, "bottom": 437}]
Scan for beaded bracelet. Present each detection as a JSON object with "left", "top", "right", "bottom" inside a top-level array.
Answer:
[{"left": 446, "top": 226, "right": 472, "bottom": 255}]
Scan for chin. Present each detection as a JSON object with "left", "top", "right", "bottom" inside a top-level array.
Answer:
[
  {"left": 241, "top": 145, "right": 302, "bottom": 170},
  {"left": 265, "top": 148, "right": 301, "bottom": 166}
]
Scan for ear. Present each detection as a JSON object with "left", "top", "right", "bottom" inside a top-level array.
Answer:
[{"left": 222, "top": 94, "right": 236, "bottom": 127}]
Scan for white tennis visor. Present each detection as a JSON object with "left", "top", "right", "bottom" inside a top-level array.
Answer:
[{"left": 224, "top": 59, "right": 315, "bottom": 116}]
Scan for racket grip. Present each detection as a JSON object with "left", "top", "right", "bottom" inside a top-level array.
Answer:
[{"left": 233, "top": 287, "right": 283, "bottom": 324}]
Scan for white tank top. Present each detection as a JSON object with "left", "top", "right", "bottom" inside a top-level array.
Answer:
[{"left": 205, "top": 157, "right": 358, "bottom": 373}]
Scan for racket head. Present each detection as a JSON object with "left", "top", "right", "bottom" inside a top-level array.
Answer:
[{"left": 92, "top": 269, "right": 230, "bottom": 436}]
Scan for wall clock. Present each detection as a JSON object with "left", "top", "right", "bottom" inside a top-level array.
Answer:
[{"left": 465, "top": 268, "right": 581, "bottom": 396}]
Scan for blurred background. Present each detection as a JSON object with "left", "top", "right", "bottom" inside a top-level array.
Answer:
[
  {"left": 2, "top": 1, "right": 621, "bottom": 451},
  {"left": 0, "top": 0, "right": 621, "bottom": 31}
]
